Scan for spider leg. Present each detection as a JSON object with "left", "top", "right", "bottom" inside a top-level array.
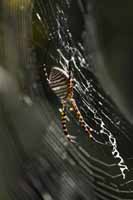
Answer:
[
  {"left": 70, "top": 98, "right": 93, "bottom": 139},
  {"left": 43, "top": 65, "right": 50, "bottom": 84},
  {"left": 60, "top": 101, "right": 76, "bottom": 143}
]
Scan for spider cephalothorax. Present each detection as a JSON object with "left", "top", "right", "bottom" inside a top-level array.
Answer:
[{"left": 44, "top": 66, "right": 93, "bottom": 143}]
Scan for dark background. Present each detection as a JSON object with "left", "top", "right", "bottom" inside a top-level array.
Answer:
[{"left": 0, "top": 0, "right": 133, "bottom": 200}]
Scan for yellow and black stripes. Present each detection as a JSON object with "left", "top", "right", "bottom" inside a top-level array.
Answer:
[
  {"left": 70, "top": 98, "right": 92, "bottom": 138},
  {"left": 67, "top": 78, "right": 73, "bottom": 99},
  {"left": 60, "top": 102, "right": 76, "bottom": 143},
  {"left": 49, "top": 67, "right": 69, "bottom": 100},
  {"left": 60, "top": 103, "right": 68, "bottom": 136},
  {"left": 45, "top": 66, "right": 93, "bottom": 143}
]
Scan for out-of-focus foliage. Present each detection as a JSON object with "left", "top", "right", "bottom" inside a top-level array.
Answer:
[{"left": 4, "top": 0, "right": 32, "bottom": 10}]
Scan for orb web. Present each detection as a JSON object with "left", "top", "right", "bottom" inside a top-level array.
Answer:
[{"left": 32, "top": 0, "right": 133, "bottom": 199}]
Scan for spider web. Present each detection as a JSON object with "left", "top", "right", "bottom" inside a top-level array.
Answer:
[
  {"left": 33, "top": 0, "right": 133, "bottom": 194},
  {"left": 1, "top": 0, "right": 133, "bottom": 200},
  {"left": 36, "top": 0, "right": 130, "bottom": 177}
]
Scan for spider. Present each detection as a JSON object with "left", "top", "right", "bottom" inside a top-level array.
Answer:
[{"left": 44, "top": 65, "right": 93, "bottom": 143}]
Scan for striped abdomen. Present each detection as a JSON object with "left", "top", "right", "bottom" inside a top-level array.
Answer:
[{"left": 49, "top": 67, "right": 69, "bottom": 100}]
